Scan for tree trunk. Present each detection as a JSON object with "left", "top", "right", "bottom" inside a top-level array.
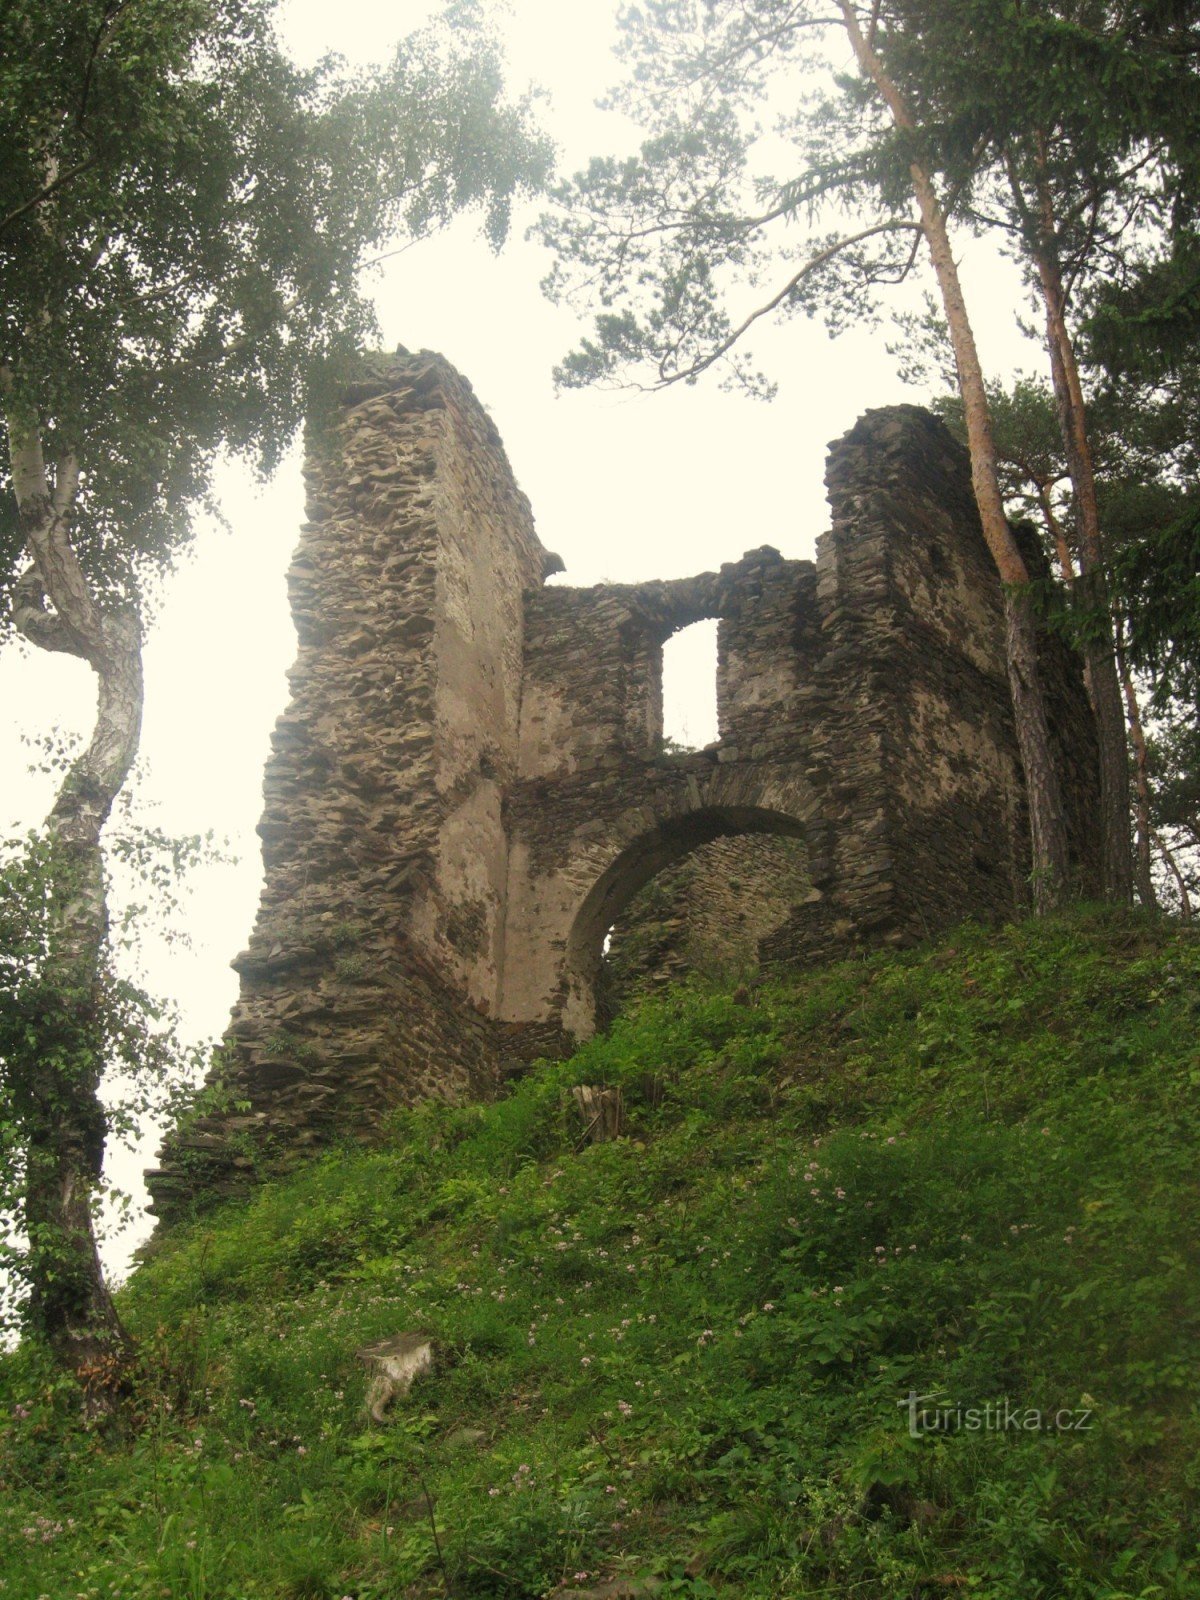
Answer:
[
  {"left": 22, "top": 1047, "right": 129, "bottom": 1401},
  {"left": 1153, "top": 831, "right": 1193, "bottom": 923},
  {"left": 1002, "top": 589, "right": 1070, "bottom": 911},
  {"left": 1114, "top": 618, "right": 1156, "bottom": 909},
  {"left": 25, "top": 606, "right": 142, "bottom": 1396},
  {"left": 1035, "top": 482, "right": 1077, "bottom": 585},
  {"left": 839, "top": 5, "right": 1070, "bottom": 910},
  {"left": 1035, "top": 486, "right": 1093, "bottom": 702},
  {"left": 4, "top": 380, "right": 142, "bottom": 1405},
  {"left": 1029, "top": 154, "right": 1133, "bottom": 903}
]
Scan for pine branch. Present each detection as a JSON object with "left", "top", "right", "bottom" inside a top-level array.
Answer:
[{"left": 652, "top": 218, "right": 923, "bottom": 387}]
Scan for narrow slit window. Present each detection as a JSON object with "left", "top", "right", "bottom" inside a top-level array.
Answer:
[{"left": 662, "top": 618, "right": 718, "bottom": 750}]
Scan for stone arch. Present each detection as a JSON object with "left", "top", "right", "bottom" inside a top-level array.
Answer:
[
  {"left": 559, "top": 797, "right": 816, "bottom": 1039},
  {"left": 601, "top": 831, "right": 813, "bottom": 1014}
]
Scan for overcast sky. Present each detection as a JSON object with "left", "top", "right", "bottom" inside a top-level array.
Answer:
[{"left": 0, "top": 0, "right": 1035, "bottom": 1275}]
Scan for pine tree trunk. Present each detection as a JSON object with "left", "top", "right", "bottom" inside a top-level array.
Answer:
[
  {"left": 1035, "top": 483, "right": 1078, "bottom": 585},
  {"left": 5, "top": 384, "right": 142, "bottom": 1406},
  {"left": 839, "top": 5, "right": 1071, "bottom": 910},
  {"left": 1030, "top": 159, "right": 1132, "bottom": 902},
  {"left": 1114, "top": 620, "right": 1156, "bottom": 909},
  {"left": 1153, "top": 831, "right": 1193, "bottom": 923},
  {"left": 1003, "top": 589, "right": 1071, "bottom": 911}
]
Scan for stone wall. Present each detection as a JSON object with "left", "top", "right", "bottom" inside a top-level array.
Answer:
[
  {"left": 149, "top": 355, "right": 556, "bottom": 1213},
  {"left": 499, "top": 547, "right": 834, "bottom": 1042},
  {"left": 147, "top": 360, "right": 1100, "bottom": 1218}
]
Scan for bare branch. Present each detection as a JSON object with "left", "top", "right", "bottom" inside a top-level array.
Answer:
[
  {"left": 1062, "top": 187, "right": 1102, "bottom": 305},
  {"left": 962, "top": 204, "right": 1024, "bottom": 235},
  {"left": 1001, "top": 145, "right": 1037, "bottom": 235},
  {"left": 636, "top": 6, "right": 842, "bottom": 113},
  {"left": 551, "top": 174, "right": 851, "bottom": 268},
  {"left": 1153, "top": 829, "right": 1194, "bottom": 922},
  {"left": 867, "top": 222, "right": 922, "bottom": 284},
  {"left": 361, "top": 227, "right": 441, "bottom": 271},
  {"left": 939, "top": 133, "right": 995, "bottom": 224},
  {"left": 78, "top": 0, "right": 132, "bottom": 131},
  {"left": 150, "top": 285, "right": 310, "bottom": 383},
  {"left": 1059, "top": 141, "right": 1165, "bottom": 229}
]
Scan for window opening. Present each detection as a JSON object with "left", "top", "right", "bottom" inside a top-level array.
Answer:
[{"left": 662, "top": 618, "right": 718, "bottom": 750}]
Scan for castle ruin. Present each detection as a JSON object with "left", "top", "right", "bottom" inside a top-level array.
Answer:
[{"left": 148, "top": 353, "right": 1098, "bottom": 1216}]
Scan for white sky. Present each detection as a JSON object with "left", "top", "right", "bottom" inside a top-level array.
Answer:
[{"left": 0, "top": 0, "right": 1036, "bottom": 1278}]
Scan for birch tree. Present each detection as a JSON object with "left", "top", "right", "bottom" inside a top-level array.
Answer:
[{"left": 0, "top": 0, "right": 549, "bottom": 1398}]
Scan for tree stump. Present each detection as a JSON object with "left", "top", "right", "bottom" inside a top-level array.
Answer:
[{"left": 572, "top": 1084, "right": 623, "bottom": 1144}]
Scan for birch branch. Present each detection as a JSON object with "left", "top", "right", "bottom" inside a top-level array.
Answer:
[{"left": 11, "top": 564, "right": 84, "bottom": 657}]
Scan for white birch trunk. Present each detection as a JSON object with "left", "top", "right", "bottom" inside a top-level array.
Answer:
[{"left": 4, "top": 377, "right": 141, "bottom": 1401}]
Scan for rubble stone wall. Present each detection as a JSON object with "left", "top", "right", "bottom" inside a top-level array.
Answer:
[
  {"left": 147, "top": 358, "right": 1100, "bottom": 1218},
  {"left": 150, "top": 356, "right": 550, "bottom": 1213}
]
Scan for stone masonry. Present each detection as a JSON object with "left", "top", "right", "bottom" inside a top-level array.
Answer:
[{"left": 147, "top": 353, "right": 1099, "bottom": 1216}]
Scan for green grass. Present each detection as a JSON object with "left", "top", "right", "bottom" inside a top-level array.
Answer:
[{"left": 2, "top": 907, "right": 1199, "bottom": 1599}]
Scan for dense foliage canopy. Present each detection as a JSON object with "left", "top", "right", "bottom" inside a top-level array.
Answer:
[{"left": 0, "top": 0, "right": 550, "bottom": 615}]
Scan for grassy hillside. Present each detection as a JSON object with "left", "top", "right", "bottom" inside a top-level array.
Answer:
[{"left": 2, "top": 909, "right": 1199, "bottom": 1600}]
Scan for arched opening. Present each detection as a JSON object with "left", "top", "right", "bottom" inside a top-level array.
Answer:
[
  {"left": 603, "top": 832, "right": 811, "bottom": 1014},
  {"left": 662, "top": 618, "right": 719, "bottom": 750},
  {"left": 561, "top": 804, "right": 810, "bottom": 1038}
]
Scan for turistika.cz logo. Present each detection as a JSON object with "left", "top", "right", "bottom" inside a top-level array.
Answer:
[{"left": 900, "top": 1390, "right": 1095, "bottom": 1438}]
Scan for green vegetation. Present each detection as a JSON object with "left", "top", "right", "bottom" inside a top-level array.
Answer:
[{"left": 2, "top": 909, "right": 1198, "bottom": 1598}]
